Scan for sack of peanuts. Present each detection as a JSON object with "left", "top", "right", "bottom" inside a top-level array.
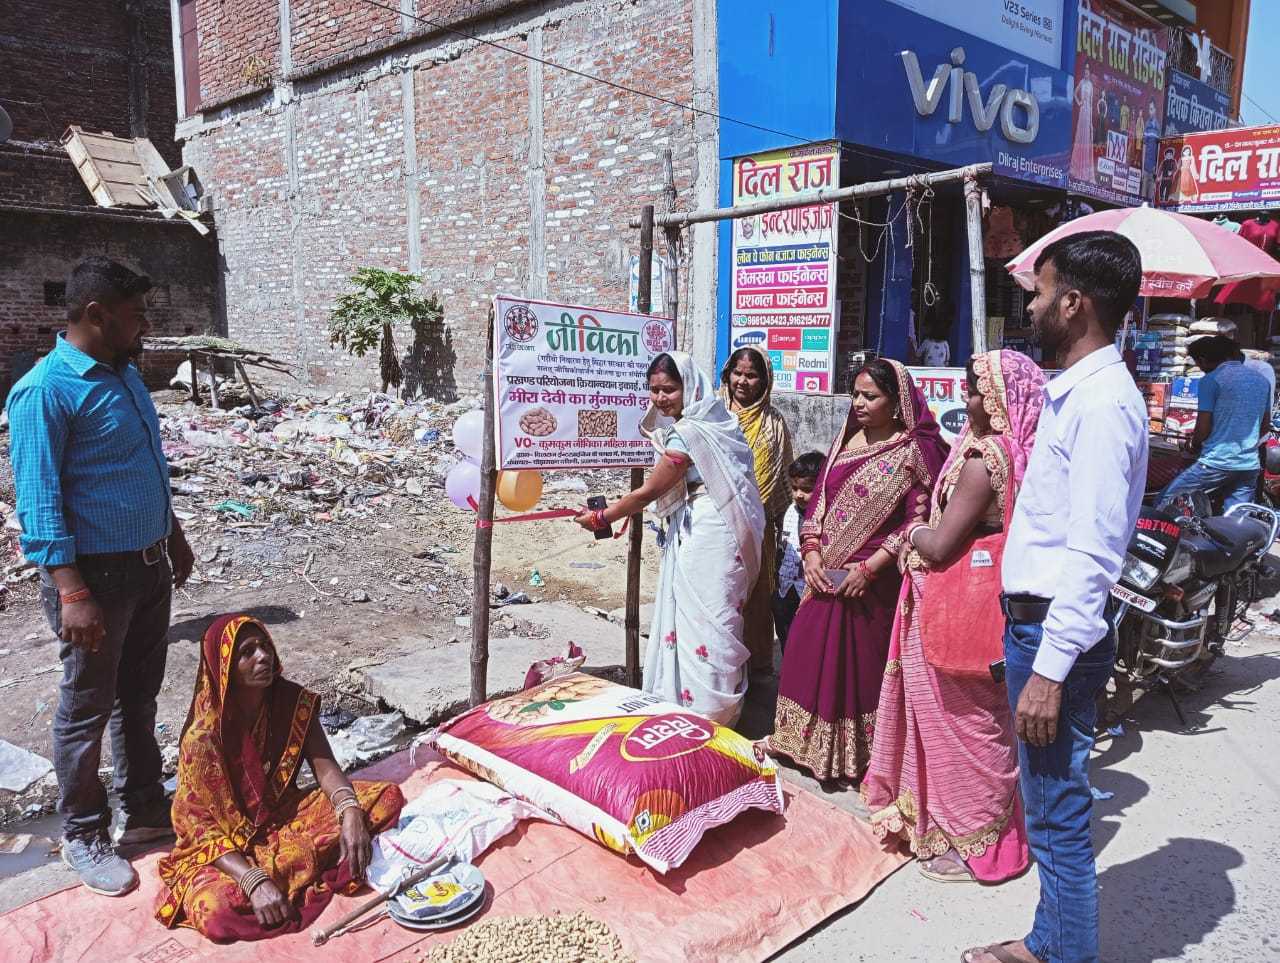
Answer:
[{"left": 429, "top": 673, "right": 784, "bottom": 873}]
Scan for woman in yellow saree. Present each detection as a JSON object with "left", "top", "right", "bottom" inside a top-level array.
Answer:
[
  {"left": 155, "top": 614, "right": 404, "bottom": 941},
  {"left": 720, "top": 345, "right": 794, "bottom": 674}
]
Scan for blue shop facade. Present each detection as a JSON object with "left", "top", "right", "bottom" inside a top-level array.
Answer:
[{"left": 715, "top": 0, "right": 1080, "bottom": 397}]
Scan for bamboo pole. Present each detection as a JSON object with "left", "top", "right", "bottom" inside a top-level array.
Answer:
[
  {"left": 470, "top": 304, "right": 498, "bottom": 706},
  {"left": 626, "top": 205, "right": 656, "bottom": 689},
  {"left": 964, "top": 171, "right": 989, "bottom": 355},
  {"left": 631, "top": 163, "right": 992, "bottom": 230},
  {"left": 661, "top": 149, "right": 680, "bottom": 326},
  {"left": 185, "top": 351, "right": 201, "bottom": 405}
]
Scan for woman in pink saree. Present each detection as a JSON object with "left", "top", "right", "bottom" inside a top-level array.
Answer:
[
  {"left": 769, "top": 360, "right": 948, "bottom": 782},
  {"left": 863, "top": 349, "right": 1045, "bottom": 884}
]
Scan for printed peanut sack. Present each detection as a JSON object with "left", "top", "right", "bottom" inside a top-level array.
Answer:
[{"left": 430, "top": 673, "right": 784, "bottom": 872}]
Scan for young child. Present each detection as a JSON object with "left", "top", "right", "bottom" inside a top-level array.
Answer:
[
  {"left": 917, "top": 325, "right": 951, "bottom": 368},
  {"left": 773, "top": 452, "right": 823, "bottom": 651}
]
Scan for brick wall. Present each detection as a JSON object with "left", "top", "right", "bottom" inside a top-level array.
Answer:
[
  {"left": 183, "top": 0, "right": 700, "bottom": 398},
  {"left": 0, "top": 213, "right": 220, "bottom": 400},
  {"left": 194, "top": 0, "right": 281, "bottom": 106},
  {"left": 289, "top": 0, "right": 402, "bottom": 72},
  {"left": 1, "top": 0, "right": 177, "bottom": 151}
]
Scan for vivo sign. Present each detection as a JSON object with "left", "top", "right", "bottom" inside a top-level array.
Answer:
[{"left": 900, "top": 47, "right": 1039, "bottom": 145}]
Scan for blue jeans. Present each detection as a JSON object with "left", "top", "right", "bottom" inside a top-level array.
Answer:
[
  {"left": 1004, "top": 617, "right": 1116, "bottom": 963},
  {"left": 1159, "top": 460, "right": 1259, "bottom": 511}
]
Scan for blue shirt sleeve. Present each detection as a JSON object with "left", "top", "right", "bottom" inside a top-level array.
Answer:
[
  {"left": 7, "top": 384, "right": 78, "bottom": 567},
  {"left": 1198, "top": 372, "right": 1219, "bottom": 413}
]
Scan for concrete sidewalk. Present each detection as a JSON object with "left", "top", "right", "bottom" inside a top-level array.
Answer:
[{"left": 759, "top": 635, "right": 1280, "bottom": 963}]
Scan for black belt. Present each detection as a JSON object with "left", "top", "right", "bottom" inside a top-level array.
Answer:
[
  {"left": 78, "top": 538, "right": 168, "bottom": 567},
  {"left": 1000, "top": 593, "right": 1051, "bottom": 623}
]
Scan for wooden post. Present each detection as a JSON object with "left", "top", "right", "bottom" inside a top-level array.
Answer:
[
  {"left": 235, "top": 360, "right": 261, "bottom": 409},
  {"left": 626, "top": 205, "right": 656, "bottom": 689},
  {"left": 186, "top": 351, "right": 201, "bottom": 405},
  {"left": 205, "top": 354, "right": 222, "bottom": 409},
  {"left": 964, "top": 171, "right": 989, "bottom": 354},
  {"left": 661, "top": 150, "right": 680, "bottom": 327},
  {"left": 470, "top": 304, "right": 498, "bottom": 706}
]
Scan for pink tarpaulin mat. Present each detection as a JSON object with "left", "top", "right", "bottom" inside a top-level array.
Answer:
[{"left": 0, "top": 750, "right": 908, "bottom": 963}]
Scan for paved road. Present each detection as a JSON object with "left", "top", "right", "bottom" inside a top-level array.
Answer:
[{"left": 742, "top": 630, "right": 1280, "bottom": 963}]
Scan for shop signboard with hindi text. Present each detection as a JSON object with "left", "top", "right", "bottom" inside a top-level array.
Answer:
[
  {"left": 493, "top": 297, "right": 675, "bottom": 470},
  {"left": 1155, "top": 125, "right": 1280, "bottom": 214},
  {"left": 1068, "top": 0, "right": 1169, "bottom": 206},
  {"left": 730, "top": 142, "right": 839, "bottom": 395},
  {"left": 1163, "top": 69, "right": 1231, "bottom": 138},
  {"left": 910, "top": 367, "right": 970, "bottom": 443}
]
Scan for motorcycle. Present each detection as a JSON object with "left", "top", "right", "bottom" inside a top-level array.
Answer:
[{"left": 1108, "top": 490, "right": 1278, "bottom": 723}]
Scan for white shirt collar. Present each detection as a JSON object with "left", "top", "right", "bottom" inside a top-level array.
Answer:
[{"left": 1044, "top": 344, "right": 1125, "bottom": 403}]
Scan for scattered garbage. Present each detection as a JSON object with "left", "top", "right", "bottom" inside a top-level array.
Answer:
[
  {"left": 320, "top": 706, "right": 358, "bottom": 733},
  {"left": 528, "top": 569, "right": 545, "bottom": 588},
  {"left": 213, "top": 500, "right": 255, "bottom": 518},
  {"left": 327, "top": 711, "right": 407, "bottom": 770},
  {"left": 0, "top": 738, "right": 54, "bottom": 793},
  {"left": 492, "top": 591, "right": 533, "bottom": 608}
]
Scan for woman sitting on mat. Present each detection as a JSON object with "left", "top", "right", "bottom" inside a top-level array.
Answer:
[
  {"left": 155, "top": 614, "right": 404, "bottom": 942},
  {"left": 862, "top": 349, "right": 1044, "bottom": 884},
  {"left": 575, "top": 351, "right": 765, "bottom": 726}
]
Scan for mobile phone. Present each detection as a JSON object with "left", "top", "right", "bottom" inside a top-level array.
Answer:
[
  {"left": 989, "top": 659, "right": 1006, "bottom": 684},
  {"left": 586, "top": 496, "right": 613, "bottom": 540}
]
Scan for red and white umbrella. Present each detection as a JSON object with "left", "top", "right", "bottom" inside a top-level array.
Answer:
[{"left": 1005, "top": 206, "right": 1280, "bottom": 299}]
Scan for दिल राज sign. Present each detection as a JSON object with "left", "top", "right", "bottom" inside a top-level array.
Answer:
[
  {"left": 1068, "top": 0, "right": 1169, "bottom": 206},
  {"left": 910, "top": 367, "right": 971, "bottom": 442},
  {"left": 1156, "top": 124, "right": 1280, "bottom": 214},
  {"left": 493, "top": 296, "right": 676, "bottom": 470},
  {"left": 730, "top": 142, "right": 840, "bottom": 395}
]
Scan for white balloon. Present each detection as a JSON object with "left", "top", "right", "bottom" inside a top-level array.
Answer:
[
  {"left": 452, "top": 410, "right": 486, "bottom": 462},
  {"left": 445, "top": 460, "right": 482, "bottom": 510}
]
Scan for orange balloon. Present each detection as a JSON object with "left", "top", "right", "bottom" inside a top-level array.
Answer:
[{"left": 496, "top": 470, "right": 543, "bottom": 512}]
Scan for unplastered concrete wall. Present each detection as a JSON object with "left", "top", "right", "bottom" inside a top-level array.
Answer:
[{"left": 179, "top": 0, "right": 720, "bottom": 398}]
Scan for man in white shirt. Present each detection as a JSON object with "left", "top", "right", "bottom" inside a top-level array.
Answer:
[{"left": 963, "top": 232, "right": 1146, "bottom": 963}]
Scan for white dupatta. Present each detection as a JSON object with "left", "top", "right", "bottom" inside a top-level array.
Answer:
[{"left": 640, "top": 352, "right": 765, "bottom": 578}]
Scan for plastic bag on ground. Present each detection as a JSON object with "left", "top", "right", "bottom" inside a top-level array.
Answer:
[
  {"left": 328, "top": 712, "right": 406, "bottom": 769},
  {"left": 366, "top": 779, "right": 544, "bottom": 892}
]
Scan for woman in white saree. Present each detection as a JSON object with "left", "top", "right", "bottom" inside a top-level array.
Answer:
[{"left": 574, "top": 352, "right": 765, "bottom": 725}]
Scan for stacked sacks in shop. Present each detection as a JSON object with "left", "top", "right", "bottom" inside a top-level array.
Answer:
[{"left": 1147, "top": 313, "right": 1194, "bottom": 377}]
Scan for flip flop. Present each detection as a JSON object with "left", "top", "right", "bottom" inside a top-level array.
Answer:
[
  {"left": 960, "top": 942, "right": 1041, "bottom": 963},
  {"left": 919, "top": 853, "right": 974, "bottom": 883}
]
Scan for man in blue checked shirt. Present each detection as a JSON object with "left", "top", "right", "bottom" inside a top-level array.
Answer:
[{"left": 7, "top": 257, "right": 196, "bottom": 898}]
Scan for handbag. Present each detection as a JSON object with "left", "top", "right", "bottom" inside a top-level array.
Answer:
[{"left": 919, "top": 437, "right": 1015, "bottom": 677}]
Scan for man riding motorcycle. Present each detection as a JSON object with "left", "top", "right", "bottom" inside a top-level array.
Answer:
[{"left": 1159, "top": 335, "right": 1272, "bottom": 511}]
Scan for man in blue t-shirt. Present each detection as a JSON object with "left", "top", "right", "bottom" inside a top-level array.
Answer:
[{"left": 1161, "top": 335, "right": 1272, "bottom": 510}]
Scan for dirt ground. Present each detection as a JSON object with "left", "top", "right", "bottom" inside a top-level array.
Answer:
[{"left": 0, "top": 385, "right": 660, "bottom": 824}]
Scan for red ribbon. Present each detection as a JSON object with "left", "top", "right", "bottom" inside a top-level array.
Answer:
[{"left": 467, "top": 499, "right": 629, "bottom": 538}]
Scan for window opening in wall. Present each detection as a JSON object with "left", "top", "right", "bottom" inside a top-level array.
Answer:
[
  {"left": 43, "top": 282, "right": 66, "bottom": 307},
  {"left": 179, "top": 0, "right": 201, "bottom": 116}
]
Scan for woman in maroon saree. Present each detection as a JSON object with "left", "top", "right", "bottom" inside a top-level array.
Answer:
[{"left": 769, "top": 359, "right": 948, "bottom": 782}]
